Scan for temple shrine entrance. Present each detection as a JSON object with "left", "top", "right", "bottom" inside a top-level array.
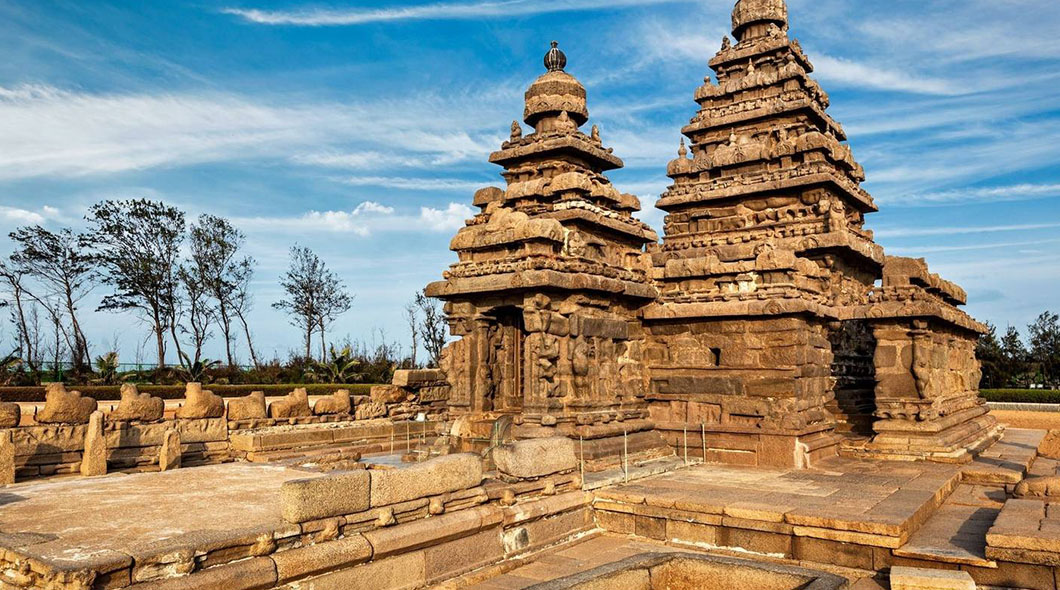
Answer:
[{"left": 490, "top": 307, "right": 525, "bottom": 413}]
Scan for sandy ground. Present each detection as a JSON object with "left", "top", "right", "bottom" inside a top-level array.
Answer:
[{"left": 992, "top": 410, "right": 1060, "bottom": 431}]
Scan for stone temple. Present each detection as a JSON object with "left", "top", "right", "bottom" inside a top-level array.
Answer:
[
  {"left": 428, "top": 0, "right": 998, "bottom": 469},
  {"left": 3, "top": 2, "right": 1059, "bottom": 590}
]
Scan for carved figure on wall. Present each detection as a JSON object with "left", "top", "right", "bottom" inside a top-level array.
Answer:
[
  {"left": 911, "top": 333, "right": 933, "bottom": 400},
  {"left": 510, "top": 120, "right": 522, "bottom": 141}
]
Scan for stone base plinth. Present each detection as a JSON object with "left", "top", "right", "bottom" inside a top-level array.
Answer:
[
  {"left": 651, "top": 422, "right": 840, "bottom": 469},
  {"left": 843, "top": 407, "right": 1002, "bottom": 464}
]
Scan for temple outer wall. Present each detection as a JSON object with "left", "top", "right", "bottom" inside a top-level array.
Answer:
[{"left": 643, "top": 314, "right": 840, "bottom": 468}]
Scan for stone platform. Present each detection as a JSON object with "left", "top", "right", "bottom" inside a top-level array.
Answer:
[{"left": 593, "top": 457, "right": 961, "bottom": 554}]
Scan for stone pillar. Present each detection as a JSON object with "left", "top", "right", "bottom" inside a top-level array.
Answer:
[
  {"left": 160, "top": 428, "right": 181, "bottom": 471},
  {"left": 80, "top": 410, "right": 107, "bottom": 477},
  {"left": 0, "top": 430, "right": 14, "bottom": 485}
]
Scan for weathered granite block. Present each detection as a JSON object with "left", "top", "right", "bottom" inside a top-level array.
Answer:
[
  {"left": 281, "top": 469, "right": 370, "bottom": 523},
  {"left": 493, "top": 437, "right": 577, "bottom": 480},
  {"left": 370, "top": 453, "right": 483, "bottom": 507}
]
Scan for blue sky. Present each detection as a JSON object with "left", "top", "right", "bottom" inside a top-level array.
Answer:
[{"left": 0, "top": 0, "right": 1057, "bottom": 363}]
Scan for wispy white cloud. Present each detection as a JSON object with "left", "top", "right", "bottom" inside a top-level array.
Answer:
[
  {"left": 811, "top": 55, "right": 959, "bottom": 96},
  {"left": 887, "top": 238, "right": 1060, "bottom": 255},
  {"left": 235, "top": 201, "right": 473, "bottom": 236},
  {"left": 0, "top": 83, "right": 508, "bottom": 180},
  {"left": 882, "top": 183, "right": 1060, "bottom": 206},
  {"left": 0, "top": 204, "right": 63, "bottom": 226},
  {"left": 338, "top": 176, "right": 495, "bottom": 192},
  {"left": 223, "top": 0, "right": 691, "bottom": 26},
  {"left": 874, "top": 222, "right": 1060, "bottom": 239}
]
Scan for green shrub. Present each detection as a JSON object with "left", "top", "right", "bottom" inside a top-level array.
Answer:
[
  {"left": 982, "top": 389, "right": 1060, "bottom": 404},
  {"left": 0, "top": 383, "right": 380, "bottom": 403}
]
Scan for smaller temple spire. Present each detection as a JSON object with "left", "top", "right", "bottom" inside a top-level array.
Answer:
[{"left": 544, "top": 40, "right": 567, "bottom": 72}]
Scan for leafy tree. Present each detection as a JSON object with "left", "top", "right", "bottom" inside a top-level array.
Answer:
[
  {"left": 1029, "top": 311, "right": 1060, "bottom": 387},
  {"left": 8, "top": 226, "right": 95, "bottom": 370},
  {"left": 308, "top": 344, "right": 364, "bottom": 383},
  {"left": 414, "top": 290, "right": 447, "bottom": 368},
  {"left": 1001, "top": 325, "right": 1029, "bottom": 386},
  {"left": 93, "top": 351, "right": 120, "bottom": 385},
  {"left": 976, "top": 322, "right": 1005, "bottom": 389},
  {"left": 86, "top": 199, "right": 185, "bottom": 368},
  {"left": 188, "top": 215, "right": 255, "bottom": 367},
  {"left": 273, "top": 246, "right": 352, "bottom": 360}
]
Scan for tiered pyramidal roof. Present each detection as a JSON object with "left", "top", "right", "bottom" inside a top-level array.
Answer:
[
  {"left": 429, "top": 42, "right": 658, "bottom": 302},
  {"left": 651, "top": 0, "right": 883, "bottom": 318}
]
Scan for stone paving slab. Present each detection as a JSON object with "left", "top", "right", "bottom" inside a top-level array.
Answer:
[
  {"left": 593, "top": 457, "right": 961, "bottom": 547},
  {"left": 0, "top": 463, "right": 315, "bottom": 569}
]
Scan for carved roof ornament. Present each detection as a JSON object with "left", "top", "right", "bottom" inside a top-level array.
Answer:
[
  {"left": 731, "top": 0, "right": 788, "bottom": 41},
  {"left": 544, "top": 40, "right": 566, "bottom": 72}
]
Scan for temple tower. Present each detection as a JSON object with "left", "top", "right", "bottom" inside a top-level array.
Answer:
[
  {"left": 427, "top": 43, "right": 668, "bottom": 469},
  {"left": 642, "top": 0, "right": 997, "bottom": 466}
]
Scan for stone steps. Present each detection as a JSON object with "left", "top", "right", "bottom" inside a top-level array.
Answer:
[
  {"left": 893, "top": 500, "right": 999, "bottom": 568},
  {"left": 961, "top": 428, "right": 1045, "bottom": 486}
]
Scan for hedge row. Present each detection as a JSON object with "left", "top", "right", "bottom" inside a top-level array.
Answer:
[
  {"left": 981, "top": 389, "right": 1060, "bottom": 404},
  {"left": 0, "top": 383, "right": 380, "bottom": 403}
]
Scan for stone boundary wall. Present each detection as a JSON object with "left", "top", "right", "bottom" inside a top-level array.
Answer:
[
  {"left": 0, "top": 439, "right": 589, "bottom": 590},
  {"left": 3, "top": 372, "right": 450, "bottom": 483}
]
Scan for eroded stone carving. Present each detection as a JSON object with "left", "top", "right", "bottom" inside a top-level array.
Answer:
[
  {"left": 109, "top": 383, "right": 164, "bottom": 423},
  {"left": 36, "top": 383, "right": 97, "bottom": 425},
  {"left": 269, "top": 387, "right": 312, "bottom": 419},
  {"left": 174, "top": 382, "right": 224, "bottom": 420}
]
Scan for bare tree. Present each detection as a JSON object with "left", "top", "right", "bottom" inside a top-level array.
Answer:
[
  {"left": 8, "top": 226, "right": 95, "bottom": 369},
  {"left": 177, "top": 264, "right": 214, "bottom": 366},
  {"left": 188, "top": 215, "right": 255, "bottom": 367},
  {"left": 414, "top": 290, "right": 447, "bottom": 367},
  {"left": 316, "top": 277, "right": 353, "bottom": 361},
  {"left": 86, "top": 199, "right": 185, "bottom": 368},
  {"left": 274, "top": 246, "right": 353, "bottom": 360},
  {"left": 231, "top": 265, "right": 260, "bottom": 368},
  {"left": 0, "top": 261, "right": 35, "bottom": 370},
  {"left": 404, "top": 299, "right": 419, "bottom": 368}
]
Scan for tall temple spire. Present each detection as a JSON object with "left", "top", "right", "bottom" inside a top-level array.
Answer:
[{"left": 731, "top": 0, "right": 788, "bottom": 41}]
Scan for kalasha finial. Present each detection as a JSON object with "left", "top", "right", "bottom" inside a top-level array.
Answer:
[
  {"left": 678, "top": 138, "right": 688, "bottom": 158},
  {"left": 544, "top": 40, "right": 567, "bottom": 72}
]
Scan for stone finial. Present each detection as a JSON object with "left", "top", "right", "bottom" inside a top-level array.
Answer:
[
  {"left": 227, "top": 390, "right": 267, "bottom": 421},
  {"left": 544, "top": 40, "right": 566, "bottom": 72},
  {"left": 269, "top": 387, "right": 311, "bottom": 419},
  {"left": 174, "top": 382, "right": 224, "bottom": 419},
  {"left": 0, "top": 431, "right": 14, "bottom": 485},
  {"left": 313, "top": 389, "right": 352, "bottom": 416},
  {"left": 109, "top": 383, "right": 164, "bottom": 422},
  {"left": 36, "top": 383, "right": 97, "bottom": 425},
  {"left": 678, "top": 138, "right": 688, "bottom": 158},
  {"left": 80, "top": 411, "right": 107, "bottom": 477}
]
